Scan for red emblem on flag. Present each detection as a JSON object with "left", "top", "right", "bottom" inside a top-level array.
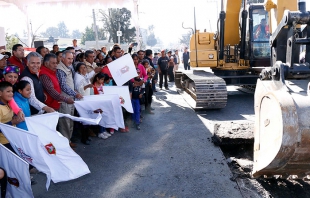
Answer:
[
  {"left": 8, "top": 177, "right": 19, "bottom": 187},
  {"left": 45, "top": 143, "right": 56, "bottom": 155},
  {"left": 119, "top": 96, "right": 125, "bottom": 104}
]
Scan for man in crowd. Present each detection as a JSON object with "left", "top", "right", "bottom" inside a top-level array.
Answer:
[
  {"left": 137, "top": 50, "right": 145, "bottom": 63},
  {"left": 182, "top": 47, "right": 190, "bottom": 70},
  {"left": 113, "top": 46, "right": 123, "bottom": 60},
  {"left": 157, "top": 50, "right": 169, "bottom": 90},
  {"left": 57, "top": 50, "right": 83, "bottom": 147},
  {"left": 174, "top": 50, "right": 180, "bottom": 73},
  {"left": 72, "top": 39, "right": 81, "bottom": 51},
  {"left": 84, "top": 50, "right": 102, "bottom": 80},
  {"left": 40, "top": 53, "right": 74, "bottom": 111},
  {"left": 7, "top": 44, "right": 27, "bottom": 73},
  {"left": 0, "top": 54, "right": 8, "bottom": 79},
  {"left": 36, "top": 46, "right": 48, "bottom": 58},
  {"left": 19, "top": 52, "right": 55, "bottom": 114},
  {"left": 50, "top": 44, "right": 59, "bottom": 54}
]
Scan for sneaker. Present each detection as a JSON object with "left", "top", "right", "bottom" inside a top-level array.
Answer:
[
  {"left": 103, "top": 132, "right": 111, "bottom": 137},
  {"left": 136, "top": 124, "right": 141, "bottom": 130},
  {"left": 98, "top": 133, "right": 108, "bottom": 139},
  {"left": 165, "top": 87, "right": 169, "bottom": 90}
]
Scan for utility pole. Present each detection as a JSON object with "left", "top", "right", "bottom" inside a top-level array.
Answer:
[
  {"left": 118, "top": 21, "right": 121, "bottom": 44},
  {"left": 92, "top": 9, "right": 99, "bottom": 49}
]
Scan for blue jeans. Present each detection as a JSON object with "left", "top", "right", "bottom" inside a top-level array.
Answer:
[
  {"left": 131, "top": 98, "right": 140, "bottom": 125},
  {"left": 99, "top": 126, "right": 105, "bottom": 133}
]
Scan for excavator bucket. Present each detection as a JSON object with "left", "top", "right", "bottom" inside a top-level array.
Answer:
[{"left": 252, "top": 72, "right": 310, "bottom": 178}]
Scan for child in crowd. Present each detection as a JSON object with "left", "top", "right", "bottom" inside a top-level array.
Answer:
[
  {"left": 13, "top": 81, "right": 31, "bottom": 131},
  {"left": 0, "top": 81, "right": 22, "bottom": 151},
  {"left": 92, "top": 72, "right": 112, "bottom": 138},
  {"left": 130, "top": 68, "right": 144, "bottom": 130}
]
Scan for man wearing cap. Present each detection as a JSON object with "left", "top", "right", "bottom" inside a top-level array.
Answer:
[
  {"left": 7, "top": 44, "right": 27, "bottom": 73},
  {"left": 182, "top": 47, "right": 190, "bottom": 70},
  {"left": 0, "top": 54, "right": 8, "bottom": 80},
  {"left": 157, "top": 50, "right": 170, "bottom": 90}
]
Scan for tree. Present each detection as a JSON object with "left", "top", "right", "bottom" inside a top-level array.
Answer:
[
  {"left": 81, "top": 25, "right": 106, "bottom": 45},
  {"left": 41, "top": 27, "right": 59, "bottom": 38},
  {"left": 57, "top": 21, "right": 69, "bottom": 38},
  {"left": 99, "top": 8, "right": 136, "bottom": 43},
  {"left": 72, "top": 29, "right": 82, "bottom": 39},
  {"left": 5, "top": 33, "right": 19, "bottom": 50},
  {"left": 147, "top": 33, "right": 157, "bottom": 47},
  {"left": 179, "top": 31, "right": 192, "bottom": 47},
  {"left": 146, "top": 25, "right": 157, "bottom": 47}
]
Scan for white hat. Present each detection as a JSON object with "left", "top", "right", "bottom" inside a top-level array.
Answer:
[{"left": 0, "top": 54, "right": 8, "bottom": 60}]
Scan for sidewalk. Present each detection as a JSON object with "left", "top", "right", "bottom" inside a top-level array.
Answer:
[{"left": 32, "top": 82, "right": 242, "bottom": 198}]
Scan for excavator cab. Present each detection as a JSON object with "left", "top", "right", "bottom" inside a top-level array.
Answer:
[{"left": 248, "top": 6, "right": 271, "bottom": 67}]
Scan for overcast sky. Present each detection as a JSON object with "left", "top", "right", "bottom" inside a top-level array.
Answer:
[
  {"left": 0, "top": 0, "right": 219, "bottom": 47},
  {"left": 1, "top": 0, "right": 308, "bottom": 47}
]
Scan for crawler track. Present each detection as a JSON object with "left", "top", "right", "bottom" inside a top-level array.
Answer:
[{"left": 175, "top": 70, "right": 227, "bottom": 109}]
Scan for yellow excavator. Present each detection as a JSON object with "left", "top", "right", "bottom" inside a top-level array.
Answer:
[
  {"left": 176, "top": 0, "right": 310, "bottom": 178},
  {"left": 175, "top": 0, "right": 271, "bottom": 109}
]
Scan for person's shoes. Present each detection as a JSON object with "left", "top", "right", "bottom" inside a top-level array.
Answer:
[
  {"left": 165, "top": 87, "right": 169, "bottom": 90},
  {"left": 136, "top": 124, "right": 140, "bottom": 130},
  {"left": 109, "top": 129, "right": 114, "bottom": 135},
  {"left": 103, "top": 132, "right": 111, "bottom": 137},
  {"left": 81, "top": 140, "right": 91, "bottom": 145},
  {"left": 140, "top": 115, "right": 144, "bottom": 119},
  {"left": 98, "top": 133, "right": 109, "bottom": 139},
  {"left": 120, "top": 128, "right": 128, "bottom": 133},
  {"left": 125, "top": 126, "right": 130, "bottom": 132},
  {"left": 88, "top": 129, "right": 97, "bottom": 137},
  {"left": 69, "top": 142, "right": 77, "bottom": 148},
  {"left": 160, "top": 87, "right": 162, "bottom": 90}
]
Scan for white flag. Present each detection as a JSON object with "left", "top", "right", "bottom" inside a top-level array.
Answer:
[
  {"left": 24, "top": 113, "right": 90, "bottom": 183},
  {"left": 75, "top": 94, "right": 124, "bottom": 129},
  {"left": 0, "top": 124, "right": 52, "bottom": 190},
  {"left": 58, "top": 112, "right": 102, "bottom": 125},
  {"left": 107, "top": 54, "right": 138, "bottom": 86},
  {"left": 103, "top": 86, "right": 133, "bottom": 113},
  {"left": 0, "top": 144, "right": 34, "bottom": 198}
]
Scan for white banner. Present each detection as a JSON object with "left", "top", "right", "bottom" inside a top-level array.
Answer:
[
  {"left": 103, "top": 86, "right": 133, "bottom": 113},
  {"left": 25, "top": 113, "right": 90, "bottom": 183},
  {"left": 0, "top": 124, "right": 52, "bottom": 190},
  {"left": 107, "top": 54, "right": 138, "bottom": 86},
  {"left": 0, "top": 144, "right": 34, "bottom": 198},
  {"left": 75, "top": 94, "right": 124, "bottom": 129}
]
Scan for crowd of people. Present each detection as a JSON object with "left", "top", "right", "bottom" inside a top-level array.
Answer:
[{"left": 0, "top": 39, "right": 190, "bottom": 195}]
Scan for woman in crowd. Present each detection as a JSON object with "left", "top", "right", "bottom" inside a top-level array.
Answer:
[
  {"left": 74, "top": 62, "right": 93, "bottom": 97},
  {"left": 2, "top": 66, "right": 24, "bottom": 119},
  {"left": 74, "top": 52, "right": 85, "bottom": 68},
  {"left": 141, "top": 59, "right": 154, "bottom": 114},
  {"left": 95, "top": 52, "right": 105, "bottom": 66},
  {"left": 74, "top": 62, "right": 94, "bottom": 145}
]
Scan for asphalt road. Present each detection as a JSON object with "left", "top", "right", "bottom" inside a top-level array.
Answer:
[{"left": 31, "top": 82, "right": 243, "bottom": 198}]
